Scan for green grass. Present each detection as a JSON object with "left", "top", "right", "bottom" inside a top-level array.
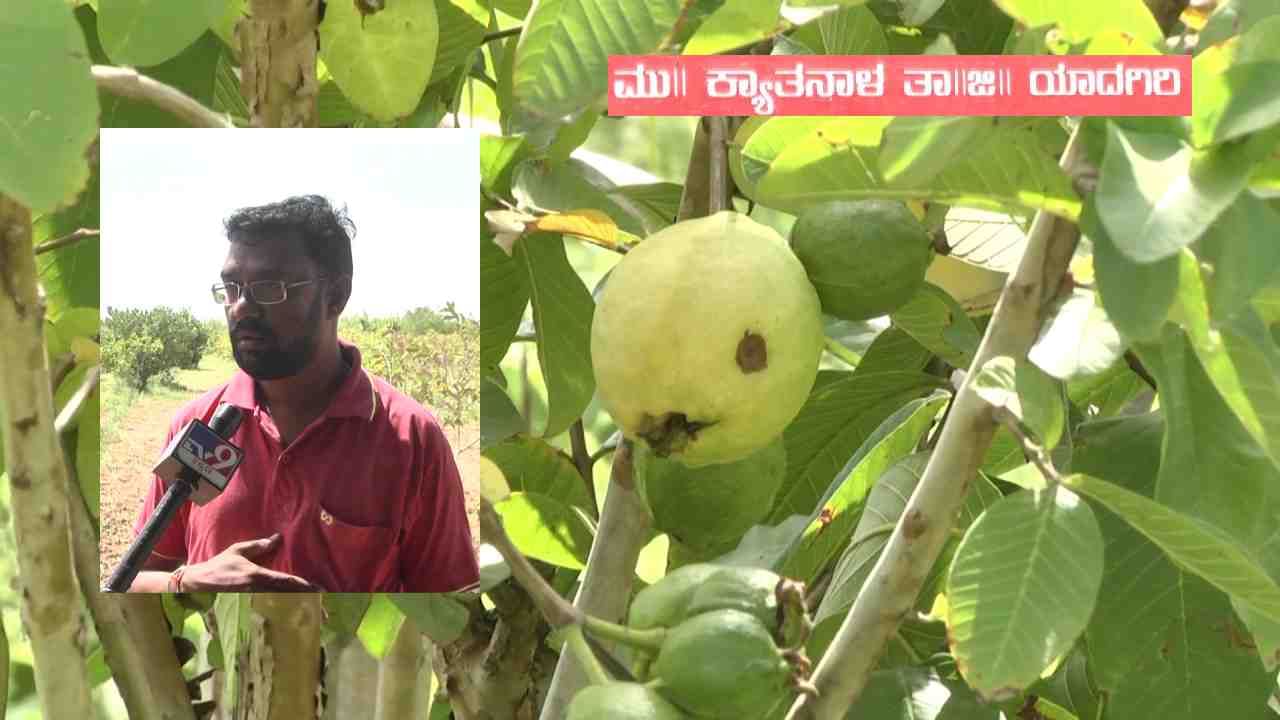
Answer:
[{"left": 101, "top": 354, "right": 238, "bottom": 446}]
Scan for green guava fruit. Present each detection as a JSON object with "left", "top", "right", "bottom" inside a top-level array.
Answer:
[
  {"left": 650, "top": 609, "right": 793, "bottom": 719},
  {"left": 636, "top": 438, "right": 786, "bottom": 551},
  {"left": 685, "top": 566, "right": 782, "bottom": 634},
  {"left": 591, "top": 211, "right": 824, "bottom": 467},
  {"left": 789, "top": 200, "right": 933, "bottom": 322},
  {"left": 566, "top": 682, "right": 690, "bottom": 720},
  {"left": 628, "top": 563, "right": 721, "bottom": 631}
]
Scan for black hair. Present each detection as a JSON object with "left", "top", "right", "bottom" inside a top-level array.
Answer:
[{"left": 223, "top": 195, "right": 355, "bottom": 278}]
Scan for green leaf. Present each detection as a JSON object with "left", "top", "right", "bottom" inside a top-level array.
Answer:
[
  {"left": 493, "top": 491, "right": 594, "bottom": 569},
  {"left": 973, "top": 355, "right": 1065, "bottom": 449},
  {"left": 990, "top": 0, "right": 1162, "bottom": 46},
  {"left": 1199, "top": 0, "right": 1280, "bottom": 49},
  {"left": 918, "top": 0, "right": 1013, "bottom": 54},
  {"left": 0, "top": 0, "right": 99, "bottom": 214},
  {"left": 481, "top": 135, "right": 530, "bottom": 195},
  {"left": 214, "top": 593, "right": 250, "bottom": 708},
  {"left": 1066, "top": 359, "right": 1146, "bottom": 418},
  {"left": 202, "top": 0, "right": 247, "bottom": 48},
  {"left": 1193, "top": 61, "right": 1280, "bottom": 147},
  {"left": 432, "top": 0, "right": 486, "bottom": 83},
  {"left": 683, "top": 0, "right": 782, "bottom": 55},
  {"left": 322, "top": 594, "right": 372, "bottom": 637},
  {"left": 1083, "top": 195, "right": 1179, "bottom": 342},
  {"left": 879, "top": 117, "right": 991, "bottom": 189},
  {"left": 750, "top": 118, "right": 1078, "bottom": 219},
  {"left": 97, "top": 0, "right": 207, "bottom": 66},
  {"left": 480, "top": 378, "right": 524, "bottom": 449},
  {"left": 482, "top": 435, "right": 593, "bottom": 511},
  {"left": 75, "top": 387, "right": 100, "bottom": 520},
  {"left": 1063, "top": 473, "right": 1280, "bottom": 624},
  {"left": 1029, "top": 649, "right": 1101, "bottom": 720},
  {"left": 1027, "top": 288, "right": 1123, "bottom": 380},
  {"left": 34, "top": 163, "right": 100, "bottom": 314},
  {"left": 946, "top": 486, "right": 1104, "bottom": 700},
  {"left": 770, "top": 370, "right": 946, "bottom": 523},
  {"left": 844, "top": 667, "right": 1004, "bottom": 720},
  {"left": 479, "top": 230, "right": 529, "bottom": 370},
  {"left": 513, "top": 234, "right": 595, "bottom": 438},
  {"left": 510, "top": 0, "right": 716, "bottom": 131},
  {"left": 790, "top": 5, "right": 888, "bottom": 55},
  {"left": 782, "top": 394, "right": 944, "bottom": 584},
  {"left": 319, "top": 0, "right": 439, "bottom": 121},
  {"left": 847, "top": 325, "right": 932, "bottom": 376},
  {"left": 890, "top": 283, "right": 981, "bottom": 368},
  {"left": 1071, "top": 414, "right": 1276, "bottom": 718},
  {"left": 1196, "top": 194, "right": 1280, "bottom": 322},
  {"left": 389, "top": 594, "right": 469, "bottom": 645},
  {"left": 512, "top": 158, "right": 647, "bottom": 237},
  {"left": 1095, "top": 123, "right": 1253, "bottom": 263},
  {"left": 814, "top": 452, "right": 931, "bottom": 627},
  {"left": 357, "top": 594, "right": 407, "bottom": 660},
  {"left": 1168, "top": 253, "right": 1280, "bottom": 473}
]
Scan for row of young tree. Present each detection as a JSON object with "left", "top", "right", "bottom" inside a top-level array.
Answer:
[{"left": 101, "top": 307, "right": 211, "bottom": 390}]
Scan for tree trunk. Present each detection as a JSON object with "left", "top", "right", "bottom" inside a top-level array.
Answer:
[
  {"left": 238, "top": 0, "right": 321, "bottom": 127},
  {"left": 0, "top": 194, "right": 94, "bottom": 719},
  {"left": 237, "top": 594, "right": 325, "bottom": 719},
  {"left": 375, "top": 620, "right": 434, "bottom": 720},
  {"left": 324, "top": 637, "right": 378, "bottom": 720}
]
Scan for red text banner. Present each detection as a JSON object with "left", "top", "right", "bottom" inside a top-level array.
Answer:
[{"left": 607, "top": 55, "right": 1190, "bottom": 117}]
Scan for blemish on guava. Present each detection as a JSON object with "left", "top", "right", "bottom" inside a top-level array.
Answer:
[
  {"left": 736, "top": 331, "right": 767, "bottom": 373},
  {"left": 637, "top": 412, "right": 716, "bottom": 457}
]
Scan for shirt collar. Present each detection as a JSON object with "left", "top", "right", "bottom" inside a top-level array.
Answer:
[{"left": 223, "top": 339, "right": 377, "bottom": 421}]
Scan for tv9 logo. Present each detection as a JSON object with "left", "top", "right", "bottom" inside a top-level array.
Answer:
[{"left": 178, "top": 420, "right": 243, "bottom": 487}]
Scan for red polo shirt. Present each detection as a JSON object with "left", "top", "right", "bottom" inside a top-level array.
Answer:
[{"left": 132, "top": 342, "right": 479, "bottom": 593}]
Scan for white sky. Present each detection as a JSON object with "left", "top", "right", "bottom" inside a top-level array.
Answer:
[{"left": 100, "top": 128, "right": 479, "bottom": 321}]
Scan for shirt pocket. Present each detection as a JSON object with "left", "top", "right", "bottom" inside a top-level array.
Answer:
[{"left": 314, "top": 503, "right": 400, "bottom": 591}]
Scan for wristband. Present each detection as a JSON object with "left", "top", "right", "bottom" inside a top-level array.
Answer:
[{"left": 167, "top": 565, "right": 188, "bottom": 593}]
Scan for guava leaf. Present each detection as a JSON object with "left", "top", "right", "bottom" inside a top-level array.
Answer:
[
  {"left": 493, "top": 491, "right": 594, "bottom": 570},
  {"left": 1066, "top": 359, "right": 1145, "bottom": 418},
  {"left": 0, "top": 0, "right": 99, "bottom": 214},
  {"left": 1027, "top": 288, "right": 1123, "bottom": 380},
  {"left": 990, "top": 0, "right": 1162, "bottom": 46},
  {"left": 847, "top": 325, "right": 931, "bottom": 376},
  {"left": 432, "top": 0, "right": 486, "bottom": 83},
  {"left": 322, "top": 594, "right": 372, "bottom": 637},
  {"left": 479, "top": 230, "right": 529, "bottom": 371},
  {"left": 1082, "top": 194, "right": 1179, "bottom": 343},
  {"left": 512, "top": 158, "right": 648, "bottom": 237},
  {"left": 770, "top": 371, "right": 946, "bottom": 524},
  {"left": 682, "top": 0, "right": 782, "bottom": 55},
  {"left": 879, "top": 116, "right": 991, "bottom": 189},
  {"left": 789, "top": 5, "right": 887, "bottom": 55},
  {"left": 844, "top": 667, "right": 1004, "bottom": 720},
  {"left": 512, "top": 233, "right": 595, "bottom": 439},
  {"left": 973, "top": 355, "right": 1065, "bottom": 450},
  {"left": 1095, "top": 123, "right": 1253, "bottom": 263},
  {"left": 780, "top": 391, "right": 946, "bottom": 584},
  {"left": 389, "top": 594, "right": 469, "bottom": 645},
  {"left": 33, "top": 161, "right": 100, "bottom": 315},
  {"left": 319, "top": 0, "right": 438, "bottom": 121},
  {"left": 1195, "top": 194, "right": 1280, "bottom": 324},
  {"left": 917, "top": 0, "right": 1013, "bottom": 54},
  {"left": 946, "top": 486, "right": 1104, "bottom": 699},
  {"left": 75, "top": 392, "right": 99, "bottom": 521},
  {"left": 357, "top": 594, "right": 407, "bottom": 660},
  {"left": 480, "top": 379, "right": 524, "bottom": 450},
  {"left": 97, "top": 0, "right": 207, "bottom": 66},
  {"left": 890, "top": 283, "right": 981, "bottom": 368},
  {"left": 510, "top": 0, "right": 719, "bottom": 132},
  {"left": 202, "top": 0, "right": 247, "bottom": 48},
  {"left": 481, "top": 135, "right": 530, "bottom": 196},
  {"left": 482, "top": 435, "right": 593, "bottom": 511},
  {"left": 1199, "top": 0, "right": 1280, "bottom": 49}
]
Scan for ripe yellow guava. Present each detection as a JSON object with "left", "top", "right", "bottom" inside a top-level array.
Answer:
[{"left": 591, "top": 211, "right": 823, "bottom": 467}]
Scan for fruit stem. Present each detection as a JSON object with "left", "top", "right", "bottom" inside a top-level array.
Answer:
[
  {"left": 582, "top": 615, "right": 668, "bottom": 654},
  {"left": 565, "top": 624, "right": 614, "bottom": 687}
]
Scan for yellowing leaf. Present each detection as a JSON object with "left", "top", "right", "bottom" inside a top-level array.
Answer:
[{"left": 531, "top": 209, "right": 622, "bottom": 251}]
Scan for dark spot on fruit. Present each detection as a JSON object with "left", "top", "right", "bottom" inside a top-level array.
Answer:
[
  {"left": 637, "top": 412, "right": 716, "bottom": 457},
  {"left": 736, "top": 331, "right": 767, "bottom": 373}
]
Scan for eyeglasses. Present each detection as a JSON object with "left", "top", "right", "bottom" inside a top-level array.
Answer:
[{"left": 211, "top": 279, "right": 321, "bottom": 306}]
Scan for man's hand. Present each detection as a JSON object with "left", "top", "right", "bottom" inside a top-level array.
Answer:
[{"left": 180, "top": 533, "right": 323, "bottom": 592}]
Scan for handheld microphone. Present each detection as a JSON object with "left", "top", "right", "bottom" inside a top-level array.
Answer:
[{"left": 104, "top": 403, "right": 245, "bottom": 592}]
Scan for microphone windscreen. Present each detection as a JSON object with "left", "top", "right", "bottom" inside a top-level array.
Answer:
[{"left": 208, "top": 403, "right": 244, "bottom": 439}]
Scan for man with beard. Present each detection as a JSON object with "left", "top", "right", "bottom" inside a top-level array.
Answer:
[{"left": 126, "top": 196, "right": 479, "bottom": 593}]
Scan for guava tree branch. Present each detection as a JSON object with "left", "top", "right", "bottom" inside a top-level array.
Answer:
[
  {"left": 33, "top": 227, "right": 99, "bottom": 255},
  {"left": 786, "top": 128, "right": 1088, "bottom": 720},
  {"left": 238, "top": 0, "right": 320, "bottom": 127},
  {"left": 539, "top": 440, "right": 651, "bottom": 720},
  {"left": 0, "top": 194, "right": 94, "bottom": 718},
  {"left": 92, "top": 66, "right": 232, "bottom": 128}
]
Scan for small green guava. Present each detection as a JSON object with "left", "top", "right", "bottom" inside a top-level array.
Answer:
[
  {"left": 566, "top": 682, "right": 690, "bottom": 720},
  {"left": 591, "top": 211, "right": 824, "bottom": 467},
  {"left": 636, "top": 438, "right": 786, "bottom": 551}
]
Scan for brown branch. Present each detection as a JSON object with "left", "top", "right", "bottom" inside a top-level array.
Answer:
[
  {"left": 569, "top": 420, "right": 599, "bottom": 516},
  {"left": 33, "top": 228, "right": 99, "bottom": 256},
  {"left": 92, "top": 66, "right": 232, "bottom": 129},
  {"left": 482, "top": 26, "right": 522, "bottom": 43},
  {"left": 1124, "top": 350, "right": 1158, "bottom": 391},
  {"left": 238, "top": 0, "right": 320, "bottom": 128},
  {"left": 480, "top": 500, "right": 581, "bottom": 628},
  {"left": 54, "top": 365, "right": 100, "bottom": 436},
  {"left": 991, "top": 405, "right": 1061, "bottom": 485}
]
